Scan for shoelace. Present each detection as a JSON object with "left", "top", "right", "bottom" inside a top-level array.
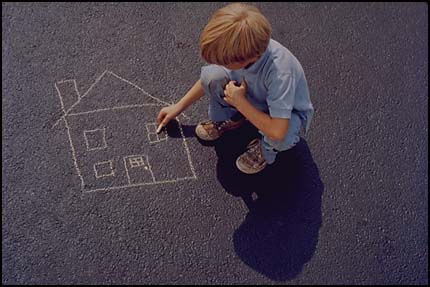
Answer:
[
  {"left": 201, "top": 120, "right": 225, "bottom": 137},
  {"left": 216, "top": 120, "right": 231, "bottom": 130},
  {"left": 245, "top": 140, "right": 264, "bottom": 165}
]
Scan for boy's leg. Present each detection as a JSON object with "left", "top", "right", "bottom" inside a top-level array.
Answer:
[
  {"left": 260, "top": 112, "right": 302, "bottom": 164},
  {"left": 196, "top": 65, "right": 245, "bottom": 141},
  {"left": 235, "top": 112, "right": 302, "bottom": 174},
  {"left": 200, "top": 65, "right": 242, "bottom": 122}
]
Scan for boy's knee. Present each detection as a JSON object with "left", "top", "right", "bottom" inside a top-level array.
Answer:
[
  {"left": 261, "top": 114, "right": 302, "bottom": 153},
  {"left": 263, "top": 136, "right": 289, "bottom": 153},
  {"left": 200, "top": 65, "right": 229, "bottom": 89}
]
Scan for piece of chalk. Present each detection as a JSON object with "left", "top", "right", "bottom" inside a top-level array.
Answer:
[{"left": 156, "top": 123, "right": 164, "bottom": 134}]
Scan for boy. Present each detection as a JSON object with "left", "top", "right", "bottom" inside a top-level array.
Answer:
[{"left": 157, "top": 3, "right": 314, "bottom": 174}]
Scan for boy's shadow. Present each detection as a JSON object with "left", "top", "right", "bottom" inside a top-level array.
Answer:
[
  {"left": 164, "top": 119, "right": 196, "bottom": 138},
  {"left": 214, "top": 122, "right": 324, "bottom": 281}
]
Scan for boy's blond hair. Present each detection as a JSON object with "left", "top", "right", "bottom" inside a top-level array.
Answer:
[{"left": 200, "top": 3, "right": 272, "bottom": 66}]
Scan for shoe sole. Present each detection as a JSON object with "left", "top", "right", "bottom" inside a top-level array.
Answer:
[{"left": 235, "top": 157, "right": 267, "bottom": 174}]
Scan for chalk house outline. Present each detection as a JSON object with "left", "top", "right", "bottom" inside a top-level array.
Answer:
[{"left": 54, "top": 70, "right": 197, "bottom": 193}]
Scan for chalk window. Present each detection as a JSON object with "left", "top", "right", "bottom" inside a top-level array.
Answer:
[
  {"left": 84, "top": 128, "right": 107, "bottom": 151},
  {"left": 129, "top": 156, "right": 146, "bottom": 168},
  {"left": 94, "top": 160, "right": 114, "bottom": 178},
  {"left": 145, "top": 123, "right": 167, "bottom": 144}
]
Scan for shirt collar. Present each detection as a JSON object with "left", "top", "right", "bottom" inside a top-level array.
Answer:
[{"left": 241, "top": 42, "right": 271, "bottom": 73}]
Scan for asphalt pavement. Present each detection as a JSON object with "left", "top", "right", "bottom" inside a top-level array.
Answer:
[{"left": 2, "top": 2, "right": 428, "bottom": 284}]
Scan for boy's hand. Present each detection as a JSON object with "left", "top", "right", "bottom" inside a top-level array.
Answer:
[
  {"left": 157, "top": 104, "right": 181, "bottom": 127},
  {"left": 223, "top": 78, "right": 248, "bottom": 109}
]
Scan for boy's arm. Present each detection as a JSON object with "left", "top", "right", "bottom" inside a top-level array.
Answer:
[
  {"left": 223, "top": 80, "right": 289, "bottom": 141},
  {"left": 236, "top": 99, "right": 289, "bottom": 141},
  {"left": 176, "top": 79, "right": 205, "bottom": 111},
  {"left": 157, "top": 80, "right": 205, "bottom": 125}
]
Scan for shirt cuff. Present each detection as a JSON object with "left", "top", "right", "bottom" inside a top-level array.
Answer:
[{"left": 269, "top": 107, "right": 292, "bottom": 119}]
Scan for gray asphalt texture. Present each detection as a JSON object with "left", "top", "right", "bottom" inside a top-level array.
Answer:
[{"left": 2, "top": 2, "right": 428, "bottom": 285}]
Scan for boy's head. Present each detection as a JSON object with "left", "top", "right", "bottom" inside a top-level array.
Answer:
[{"left": 200, "top": 3, "right": 272, "bottom": 69}]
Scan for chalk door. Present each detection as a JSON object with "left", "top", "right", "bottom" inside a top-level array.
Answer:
[{"left": 124, "top": 154, "right": 155, "bottom": 185}]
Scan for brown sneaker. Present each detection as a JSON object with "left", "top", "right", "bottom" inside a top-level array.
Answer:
[
  {"left": 195, "top": 118, "right": 245, "bottom": 141},
  {"left": 236, "top": 138, "right": 267, "bottom": 174}
]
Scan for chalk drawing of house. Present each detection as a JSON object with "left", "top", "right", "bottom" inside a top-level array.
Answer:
[{"left": 54, "top": 70, "right": 196, "bottom": 193}]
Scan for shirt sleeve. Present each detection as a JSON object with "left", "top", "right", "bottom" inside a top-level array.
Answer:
[{"left": 266, "top": 72, "right": 296, "bottom": 119}]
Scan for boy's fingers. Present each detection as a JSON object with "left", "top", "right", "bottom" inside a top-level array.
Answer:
[
  {"left": 157, "top": 112, "right": 165, "bottom": 124},
  {"left": 157, "top": 109, "right": 170, "bottom": 124},
  {"left": 161, "top": 115, "right": 171, "bottom": 126},
  {"left": 241, "top": 77, "right": 247, "bottom": 88},
  {"left": 228, "top": 80, "right": 237, "bottom": 88}
]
